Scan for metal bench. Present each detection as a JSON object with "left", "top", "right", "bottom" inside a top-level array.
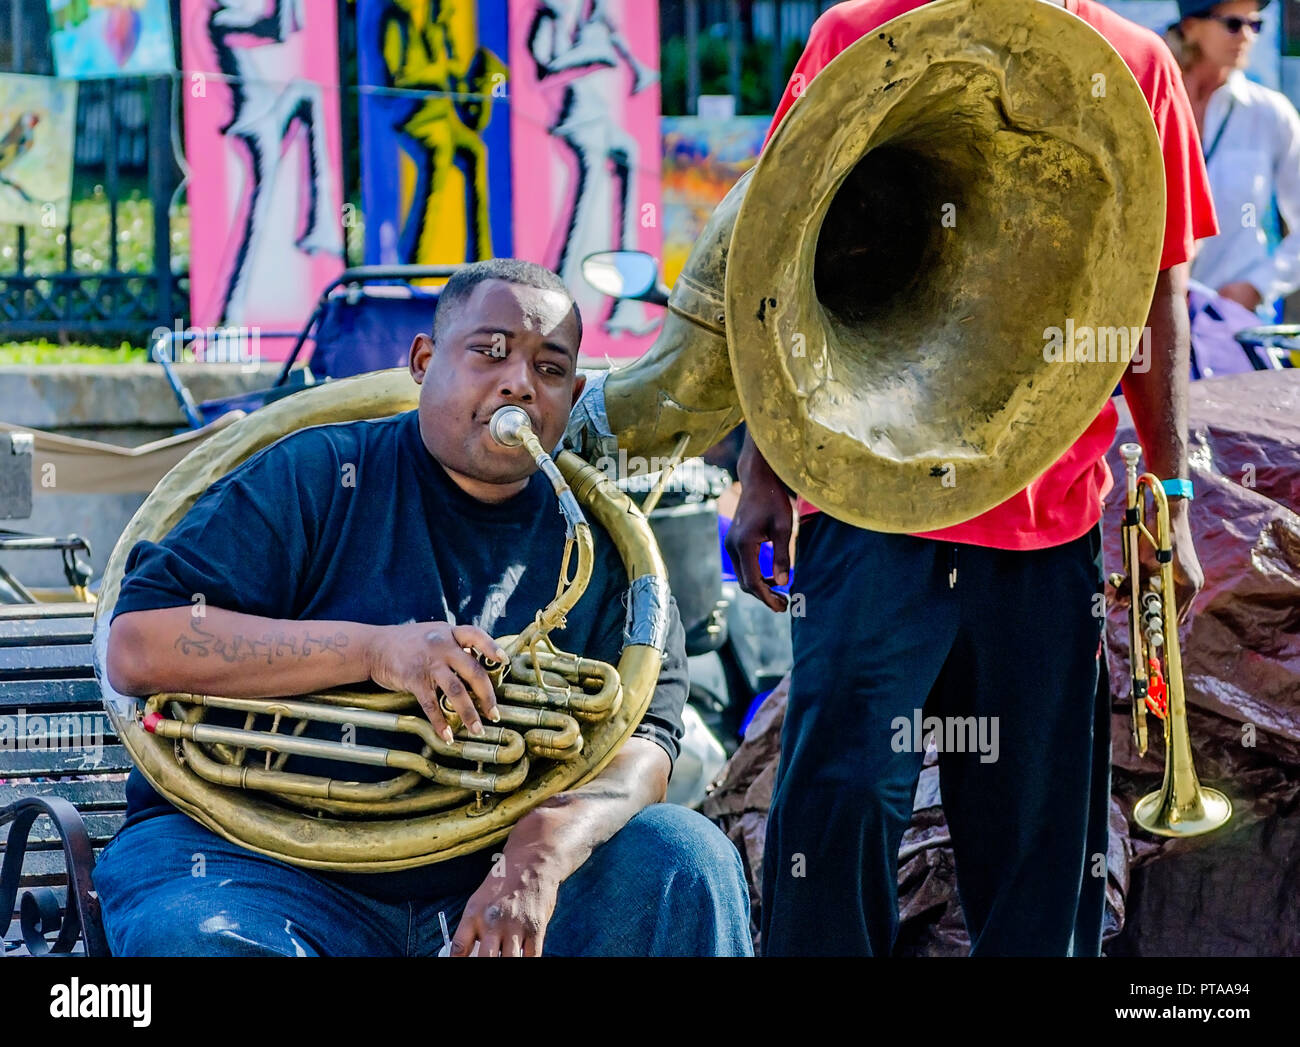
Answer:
[{"left": 1, "top": 603, "right": 119, "bottom": 957}]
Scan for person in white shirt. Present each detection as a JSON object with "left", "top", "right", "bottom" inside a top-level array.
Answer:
[{"left": 1166, "top": 0, "right": 1300, "bottom": 318}]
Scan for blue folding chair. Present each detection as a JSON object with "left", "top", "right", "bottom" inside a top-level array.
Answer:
[{"left": 155, "top": 266, "right": 460, "bottom": 430}]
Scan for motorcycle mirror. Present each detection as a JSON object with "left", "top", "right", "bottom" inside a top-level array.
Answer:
[{"left": 581, "top": 251, "right": 666, "bottom": 303}]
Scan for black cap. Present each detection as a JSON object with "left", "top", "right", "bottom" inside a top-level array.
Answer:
[{"left": 1177, "top": 0, "right": 1269, "bottom": 20}]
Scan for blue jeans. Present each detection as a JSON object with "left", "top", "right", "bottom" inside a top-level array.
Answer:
[{"left": 93, "top": 804, "right": 753, "bottom": 957}]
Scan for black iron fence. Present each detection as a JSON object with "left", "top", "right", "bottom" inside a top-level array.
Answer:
[
  {"left": 0, "top": 0, "right": 185, "bottom": 344},
  {"left": 660, "top": 0, "right": 830, "bottom": 115}
]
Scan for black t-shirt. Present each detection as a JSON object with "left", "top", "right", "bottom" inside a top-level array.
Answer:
[{"left": 110, "top": 408, "right": 687, "bottom": 901}]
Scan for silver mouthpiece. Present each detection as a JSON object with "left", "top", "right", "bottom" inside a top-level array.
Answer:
[
  {"left": 1119, "top": 442, "right": 1142, "bottom": 468},
  {"left": 488, "top": 404, "right": 585, "bottom": 537},
  {"left": 489, "top": 405, "right": 532, "bottom": 448}
]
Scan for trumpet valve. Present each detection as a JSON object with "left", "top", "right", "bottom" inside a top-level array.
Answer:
[{"left": 1141, "top": 592, "right": 1164, "bottom": 646}]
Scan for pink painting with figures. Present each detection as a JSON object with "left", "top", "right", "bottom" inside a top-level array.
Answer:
[
  {"left": 508, "top": 0, "right": 664, "bottom": 360},
  {"left": 181, "top": 0, "right": 345, "bottom": 353}
]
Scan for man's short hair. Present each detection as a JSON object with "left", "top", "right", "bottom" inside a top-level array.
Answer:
[{"left": 432, "top": 258, "right": 583, "bottom": 348}]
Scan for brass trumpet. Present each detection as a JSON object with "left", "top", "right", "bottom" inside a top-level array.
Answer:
[{"left": 1114, "top": 442, "right": 1231, "bottom": 838}]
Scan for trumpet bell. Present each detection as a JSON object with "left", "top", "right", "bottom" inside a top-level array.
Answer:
[{"left": 1134, "top": 783, "right": 1232, "bottom": 839}]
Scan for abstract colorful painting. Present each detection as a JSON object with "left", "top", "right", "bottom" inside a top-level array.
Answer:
[
  {"left": 180, "top": 0, "right": 345, "bottom": 349},
  {"left": 660, "top": 116, "right": 767, "bottom": 287},
  {"left": 0, "top": 73, "right": 77, "bottom": 229},
  {"left": 358, "top": 0, "right": 513, "bottom": 268},
  {"left": 509, "top": 0, "right": 664, "bottom": 359},
  {"left": 48, "top": 0, "right": 176, "bottom": 78}
]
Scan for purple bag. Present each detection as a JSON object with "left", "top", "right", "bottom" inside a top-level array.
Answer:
[{"left": 1187, "top": 280, "right": 1268, "bottom": 379}]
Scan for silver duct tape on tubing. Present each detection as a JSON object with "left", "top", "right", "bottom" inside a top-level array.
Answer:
[
  {"left": 563, "top": 369, "right": 618, "bottom": 462},
  {"left": 624, "top": 574, "right": 672, "bottom": 651},
  {"left": 556, "top": 489, "right": 586, "bottom": 539}
]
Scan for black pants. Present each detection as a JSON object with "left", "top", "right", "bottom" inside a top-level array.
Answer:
[{"left": 760, "top": 515, "right": 1110, "bottom": 956}]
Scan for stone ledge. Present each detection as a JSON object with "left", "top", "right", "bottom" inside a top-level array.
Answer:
[{"left": 0, "top": 364, "right": 288, "bottom": 429}]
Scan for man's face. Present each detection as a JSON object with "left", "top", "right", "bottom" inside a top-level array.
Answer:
[
  {"left": 409, "top": 279, "right": 584, "bottom": 490},
  {"left": 1185, "top": 2, "right": 1263, "bottom": 70}
]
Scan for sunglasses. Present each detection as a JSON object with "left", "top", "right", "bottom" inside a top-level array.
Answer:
[{"left": 1203, "top": 14, "right": 1265, "bottom": 34}]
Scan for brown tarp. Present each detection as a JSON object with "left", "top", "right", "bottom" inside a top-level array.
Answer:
[
  {"left": 0, "top": 414, "right": 243, "bottom": 496},
  {"left": 703, "top": 370, "right": 1300, "bottom": 955}
]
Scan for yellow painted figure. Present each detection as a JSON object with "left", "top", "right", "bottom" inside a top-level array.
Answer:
[{"left": 383, "top": 0, "right": 507, "bottom": 264}]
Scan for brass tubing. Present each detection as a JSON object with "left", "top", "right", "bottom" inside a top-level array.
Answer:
[
  {"left": 158, "top": 692, "right": 527, "bottom": 764},
  {"left": 178, "top": 738, "right": 414, "bottom": 800},
  {"left": 522, "top": 724, "right": 582, "bottom": 756},
  {"left": 154, "top": 713, "right": 530, "bottom": 792},
  {"left": 276, "top": 783, "right": 473, "bottom": 818},
  {"left": 493, "top": 704, "right": 583, "bottom": 754},
  {"left": 271, "top": 718, "right": 310, "bottom": 773},
  {"left": 1120, "top": 443, "right": 1150, "bottom": 756},
  {"left": 639, "top": 433, "right": 691, "bottom": 516},
  {"left": 297, "top": 688, "right": 422, "bottom": 713},
  {"left": 500, "top": 655, "right": 621, "bottom": 716},
  {"left": 173, "top": 720, "right": 532, "bottom": 795},
  {"left": 526, "top": 738, "right": 585, "bottom": 761},
  {"left": 491, "top": 408, "right": 598, "bottom": 657},
  {"left": 508, "top": 523, "right": 595, "bottom": 656}
]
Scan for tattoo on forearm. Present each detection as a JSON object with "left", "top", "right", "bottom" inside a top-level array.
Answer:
[{"left": 174, "top": 617, "right": 348, "bottom": 665}]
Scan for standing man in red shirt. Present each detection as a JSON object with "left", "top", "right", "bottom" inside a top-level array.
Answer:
[{"left": 727, "top": 0, "right": 1218, "bottom": 956}]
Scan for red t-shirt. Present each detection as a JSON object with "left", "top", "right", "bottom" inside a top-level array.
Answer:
[{"left": 769, "top": 0, "right": 1219, "bottom": 549}]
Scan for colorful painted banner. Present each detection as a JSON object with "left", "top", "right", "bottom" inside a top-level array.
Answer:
[
  {"left": 357, "top": 0, "right": 513, "bottom": 268},
  {"left": 660, "top": 116, "right": 767, "bottom": 287},
  {"left": 509, "top": 0, "right": 664, "bottom": 359},
  {"left": 180, "top": 0, "right": 344, "bottom": 349},
  {"left": 0, "top": 73, "right": 77, "bottom": 229},
  {"left": 48, "top": 0, "right": 176, "bottom": 78}
]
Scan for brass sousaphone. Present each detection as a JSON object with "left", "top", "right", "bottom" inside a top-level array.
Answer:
[{"left": 95, "top": 375, "right": 672, "bottom": 872}]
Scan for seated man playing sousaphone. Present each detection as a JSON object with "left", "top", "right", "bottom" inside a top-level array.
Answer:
[{"left": 96, "top": 259, "right": 752, "bottom": 958}]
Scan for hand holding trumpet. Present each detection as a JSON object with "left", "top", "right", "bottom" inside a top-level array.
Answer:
[{"left": 1108, "top": 480, "right": 1204, "bottom": 628}]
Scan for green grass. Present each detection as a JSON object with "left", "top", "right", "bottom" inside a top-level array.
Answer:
[
  {"left": 0, "top": 189, "right": 189, "bottom": 276},
  {"left": 0, "top": 340, "right": 147, "bottom": 365}
]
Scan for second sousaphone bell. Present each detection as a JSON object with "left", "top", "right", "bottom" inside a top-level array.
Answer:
[{"left": 567, "top": 0, "right": 1166, "bottom": 532}]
